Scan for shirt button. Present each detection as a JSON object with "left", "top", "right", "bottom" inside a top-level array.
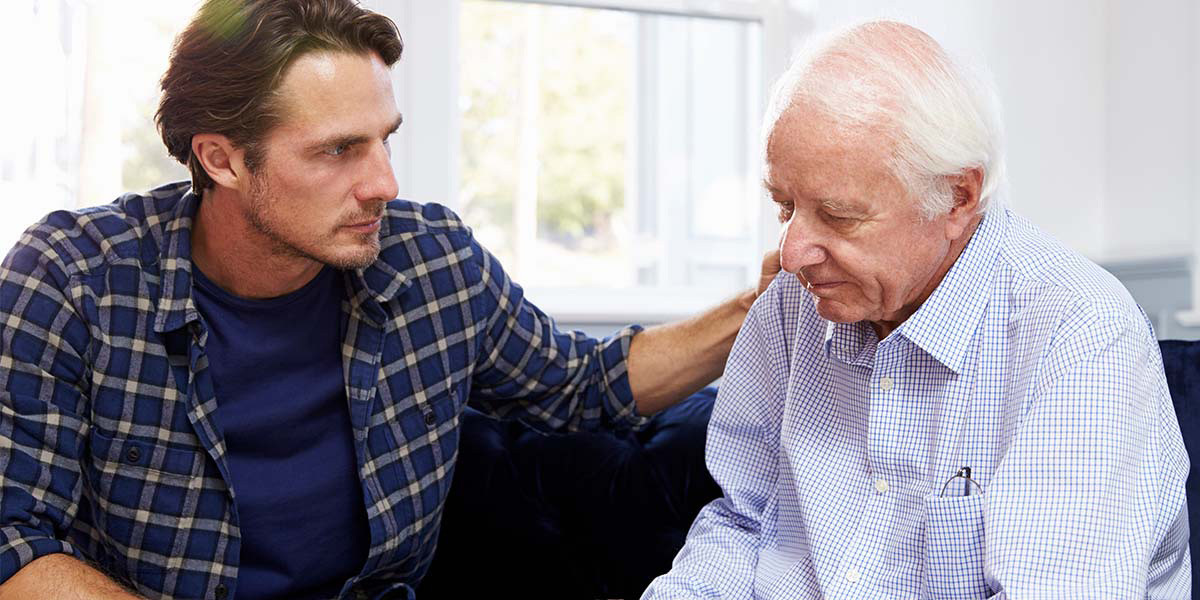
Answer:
[
  {"left": 423, "top": 411, "right": 437, "bottom": 426},
  {"left": 845, "top": 567, "right": 861, "bottom": 583},
  {"left": 874, "top": 479, "right": 889, "bottom": 493},
  {"left": 879, "top": 376, "right": 893, "bottom": 391},
  {"left": 125, "top": 446, "right": 142, "bottom": 464},
  {"left": 214, "top": 583, "right": 229, "bottom": 600}
]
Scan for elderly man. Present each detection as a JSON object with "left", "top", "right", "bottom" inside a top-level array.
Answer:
[
  {"left": 645, "top": 21, "right": 1190, "bottom": 599},
  {"left": 0, "top": 1, "right": 775, "bottom": 599}
]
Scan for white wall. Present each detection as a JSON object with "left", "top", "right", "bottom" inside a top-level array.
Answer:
[{"left": 1104, "top": 0, "right": 1194, "bottom": 261}]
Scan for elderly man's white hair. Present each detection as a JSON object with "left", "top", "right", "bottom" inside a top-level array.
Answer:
[{"left": 763, "top": 21, "right": 1007, "bottom": 218}]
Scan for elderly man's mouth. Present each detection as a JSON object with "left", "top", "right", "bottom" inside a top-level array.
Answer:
[{"left": 807, "top": 281, "right": 843, "bottom": 292}]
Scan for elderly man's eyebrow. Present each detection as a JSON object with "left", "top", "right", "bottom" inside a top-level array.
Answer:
[
  {"left": 307, "top": 113, "right": 404, "bottom": 153},
  {"left": 762, "top": 179, "right": 786, "bottom": 197},
  {"left": 819, "top": 198, "right": 868, "bottom": 215}
]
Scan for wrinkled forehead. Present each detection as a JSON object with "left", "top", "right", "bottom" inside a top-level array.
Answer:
[{"left": 764, "top": 101, "right": 893, "bottom": 180}]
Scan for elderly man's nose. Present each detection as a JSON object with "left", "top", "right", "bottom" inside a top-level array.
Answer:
[{"left": 780, "top": 222, "right": 825, "bottom": 273}]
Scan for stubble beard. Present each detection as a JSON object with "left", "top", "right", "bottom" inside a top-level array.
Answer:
[{"left": 246, "top": 174, "right": 382, "bottom": 271}]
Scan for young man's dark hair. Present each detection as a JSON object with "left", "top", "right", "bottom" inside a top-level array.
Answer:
[{"left": 157, "top": 0, "right": 404, "bottom": 191}]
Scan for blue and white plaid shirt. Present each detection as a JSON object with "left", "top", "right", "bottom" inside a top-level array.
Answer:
[
  {"left": 646, "top": 208, "right": 1190, "bottom": 599},
  {"left": 0, "top": 182, "right": 645, "bottom": 600}
]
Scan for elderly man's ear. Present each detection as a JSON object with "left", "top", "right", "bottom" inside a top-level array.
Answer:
[{"left": 944, "top": 167, "right": 984, "bottom": 240}]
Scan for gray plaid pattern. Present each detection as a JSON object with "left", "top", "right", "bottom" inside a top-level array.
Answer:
[{"left": 0, "top": 181, "right": 644, "bottom": 599}]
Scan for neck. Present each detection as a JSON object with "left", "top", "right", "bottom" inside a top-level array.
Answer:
[
  {"left": 191, "top": 187, "right": 323, "bottom": 299},
  {"left": 869, "top": 214, "right": 984, "bottom": 340}
]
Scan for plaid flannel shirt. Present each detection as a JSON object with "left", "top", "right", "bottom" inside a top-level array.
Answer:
[{"left": 0, "top": 181, "right": 646, "bottom": 599}]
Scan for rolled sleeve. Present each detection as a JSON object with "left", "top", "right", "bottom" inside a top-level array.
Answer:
[
  {"left": 0, "top": 235, "right": 92, "bottom": 584},
  {"left": 0, "top": 524, "right": 85, "bottom": 582}
]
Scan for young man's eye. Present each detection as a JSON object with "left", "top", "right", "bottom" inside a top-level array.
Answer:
[{"left": 325, "top": 144, "right": 349, "bottom": 156}]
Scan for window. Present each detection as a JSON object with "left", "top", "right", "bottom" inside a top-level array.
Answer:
[
  {"left": 0, "top": 0, "right": 190, "bottom": 255},
  {"left": 4, "top": 0, "right": 788, "bottom": 323},
  {"left": 457, "top": 0, "right": 765, "bottom": 318}
]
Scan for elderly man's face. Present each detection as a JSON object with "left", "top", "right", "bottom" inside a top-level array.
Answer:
[{"left": 765, "top": 103, "right": 966, "bottom": 336}]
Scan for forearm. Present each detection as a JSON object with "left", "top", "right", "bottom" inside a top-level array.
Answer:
[
  {"left": 627, "top": 288, "right": 755, "bottom": 415},
  {"left": 0, "top": 553, "right": 143, "bottom": 600}
]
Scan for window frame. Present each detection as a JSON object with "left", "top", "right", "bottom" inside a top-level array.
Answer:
[{"left": 370, "top": 0, "right": 808, "bottom": 323}]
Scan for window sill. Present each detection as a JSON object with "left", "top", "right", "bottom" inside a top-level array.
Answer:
[{"left": 523, "top": 285, "right": 743, "bottom": 325}]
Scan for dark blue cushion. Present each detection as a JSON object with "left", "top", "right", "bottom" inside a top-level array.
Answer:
[
  {"left": 1158, "top": 339, "right": 1199, "bottom": 599},
  {"left": 419, "top": 388, "right": 719, "bottom": 599}
]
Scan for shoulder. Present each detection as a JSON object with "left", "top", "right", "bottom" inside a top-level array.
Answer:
[
  {"left": 2, "top": 181, "right": 190, "bottom": 282},
  {"left": 378, "top": 200, "right": 476, "bottom": 254},
  {"left": 380, "top": 199, "right": 472, "bottom": 237},
  {"left": 997, "top": 212, "right": 1149, "bottom": 345},
  {"left": 374, "top": 199, "right": 492, "bottom": 285}
]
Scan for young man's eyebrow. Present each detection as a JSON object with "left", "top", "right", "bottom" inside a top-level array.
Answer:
[{"left": 307, "top": 113, "right": 404, "bottom": 153}]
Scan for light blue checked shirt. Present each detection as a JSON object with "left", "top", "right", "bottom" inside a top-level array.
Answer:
[{"left": 645, "top": 208, "right": 1190, "bottom": 599}]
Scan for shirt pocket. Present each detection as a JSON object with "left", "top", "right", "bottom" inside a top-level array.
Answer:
[
  {"left": 923, "top": 493, "right": 989, "bottom": 599},
  {"left": 84, "top": 429, "right": 207, "bottom": 579}
]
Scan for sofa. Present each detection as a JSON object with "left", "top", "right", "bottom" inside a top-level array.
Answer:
[{"left": 420, "top": 340, "right": 1200, "bottom": 599}]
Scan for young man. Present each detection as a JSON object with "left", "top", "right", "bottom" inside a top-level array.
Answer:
[{"left": 0, "top": 1, "right": 774, "bottom": 598}]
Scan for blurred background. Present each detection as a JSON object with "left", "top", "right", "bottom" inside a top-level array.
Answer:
[{"left": 2, "top": 0, "right": 1197, "bottom": 338}]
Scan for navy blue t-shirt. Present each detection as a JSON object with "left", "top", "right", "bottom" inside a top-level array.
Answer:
[{"left": 192, "top": 265, "right": 370, "bottom": 599}]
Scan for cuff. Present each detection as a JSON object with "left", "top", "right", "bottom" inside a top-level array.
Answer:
[
  {"left": 0, "top": 524, "right": 84, "bottom": 584},
  {"left": 600, "top": 324, "right": 652, "bottom": 431}
]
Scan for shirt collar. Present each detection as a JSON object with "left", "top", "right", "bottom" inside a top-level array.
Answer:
[
  {"left": 821, "top": 208, "right": 1007, "bottom": 373},
  {"left": 892, "top": 207, "right": 1007, "bottom": 374},
  {"left": 823, "top": 320, "right": 877, "bottom": 368},
  {"left": 151, "top": 187, "right": 412, "bottom": 333},
  {"left": 153, "top": 187, "right": 203, "bottom": 334}
]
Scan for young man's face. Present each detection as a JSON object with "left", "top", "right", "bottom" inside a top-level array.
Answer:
[{"left": 242, "top": 50, "right": 403, "bottom": 270}]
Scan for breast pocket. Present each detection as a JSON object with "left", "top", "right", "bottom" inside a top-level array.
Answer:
[
  {"left": 84, "top": 429, "right": 208, "bottom": 579},
  {"left": 923, "top": 493, "right": 989, "bottom": 599}
]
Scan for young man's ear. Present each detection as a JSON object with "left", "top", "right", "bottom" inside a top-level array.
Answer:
[
  {"left": 192, "top": 134, "right": 248, "bottom": 190},
  {"left": 944, "top": 167, "right": 984, "bottom": 239}
]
